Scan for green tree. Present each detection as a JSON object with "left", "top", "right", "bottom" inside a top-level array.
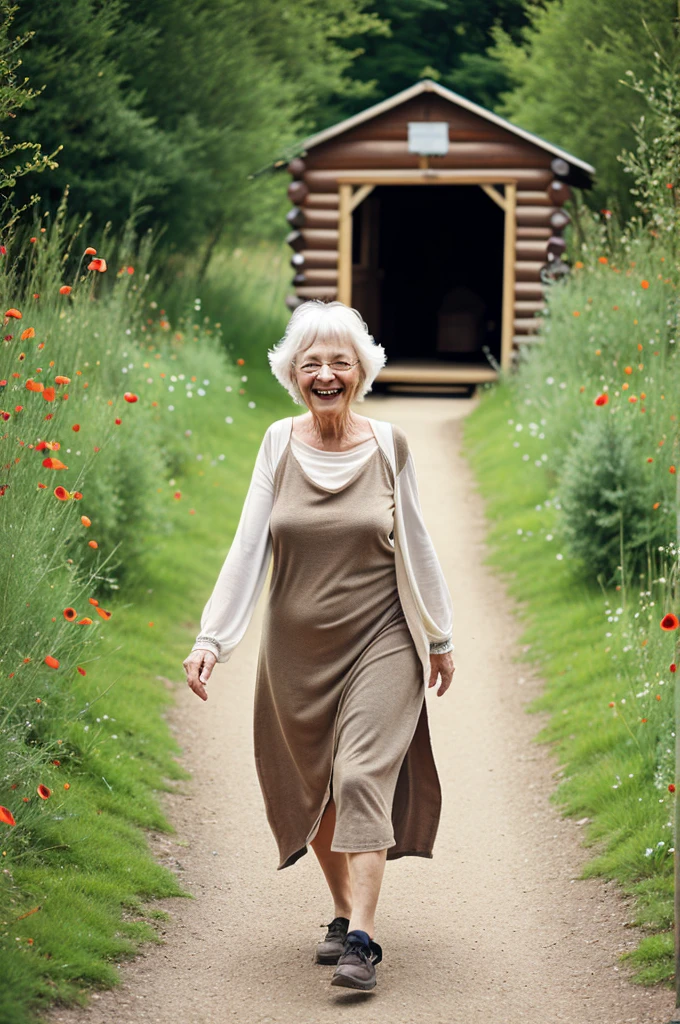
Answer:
[
  {"left": 0, "top": 0, "right": 58, "bottom": 227},
  {"left": 332, "top": 0, "right": 530, "bottom": 117},
  {"left": 489, "top": 0, "right": 679, "bottom": 215}
]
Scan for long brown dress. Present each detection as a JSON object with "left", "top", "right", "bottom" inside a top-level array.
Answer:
[{"left": 253, "top": 422, "right": 442, "bottom": 870}]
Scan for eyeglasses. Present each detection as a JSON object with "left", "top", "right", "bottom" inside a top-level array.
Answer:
[{"left": 294, "top": 359, "right": 360, "bottom": 376}]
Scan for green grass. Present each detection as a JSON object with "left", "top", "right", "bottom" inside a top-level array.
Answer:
[{"left": 462, "top": 380, "right": 676, "bottom": 988}]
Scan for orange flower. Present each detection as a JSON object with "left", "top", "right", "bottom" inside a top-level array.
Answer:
[
  {"left": 660, "top": 613, "right": 679, "bottom": 631},
  {"left": 123, "top": 392, "right": 138, "bottom": 403},
  {"left": 641, "top": 280, "right": 649, "bottom": 289},
  {"left": 64, "top": 782, "right": 70, "bottom": 789},
  {"left": 54, "top": 375, "right": 71, "bottom": 385},
  {"left": 77, "top": 617, "right": 93, "bottom": 625},
  {"left": 572, "top": 310, "right": 580, "bottom": 317},
  {"left": 37, "top": 784, "right": 51, "bottom": 800},
  {"left": 25, "top": 379, "right": 44, "bottom": 393},
  {"left": 42, "top": 387, "right": 55, "bottom": 402},
  {"left": 237, "top": 358, "right": 245, "bottom": 366},
  {"left": 598, "top": 256, "right": 608, "bottom": 264},
  {"left": 0, "top": 805, "right": 16, "bottom": 826},
  {"left": 88, "top": 540, "right": 98, "bottom": 549},
  {"left": 72, "top": 491, "right": 83, "bottom": 500},
  {"left": 126, "top": 266, "right": 134, "bottom": 275},
  {"left": 20, "top": 327, "right": 35, "bottom": 340},
  {"left": 58, "top": 286, "right": 72, "bottom": 296},
  {"left": 5, "top": 308, "right": 21, "bottom": 319},
  {"left": 84, "top": 246, "right": 97, "bottom": 255},
  {"left": 89, "top": 597, "right": 99, "bottom": 606},
  {"left": 574, "top": 260, "right": 584, "bottom": 269},
  {"left": 88, "top": 258, "right": 107, "bottom": 273},
  {"left": 671, "top": 466, "right": 677, "bottom": 474},
  {"left": 77, "top": 666, "right": 86, "bottom": 676},
  {"left": 174, "top": 490, "right": 181, "bottom": 499},
  {"left": 629, "top": 395, "right": 638, "bottom": 403},
  {"left": 63, "top": 607, "right": 77, "bottom": 621},
  {"left": 42, "top": 457, "right": 67, "bottom": 470},
  {"left": 81, "top": 515, "right": 91, "bottom": 527},
  {"left": 37, "top": 482, "right": 46, "bottom": 489},
  {"left": 594, "top": 393, "right": 609, "bottom": 406},
  {"left": 95, "top": 606, "right": 112, "bottom": 621},
  {"left": 44, "top": 655, "right": 59, "bottom": 669},
  {"left": 54, "top": 486, "right": 71, "bottom": 501},
  {"left": 624, "top": 366, "right": 632, "bottom": 375},
  {"left": 653, "top": 502, "right": 660, "bottom": 510}
]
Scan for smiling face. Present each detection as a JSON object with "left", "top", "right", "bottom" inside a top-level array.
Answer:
[{"left": 293, "top": 337, "right": 363, "bottom": 417}]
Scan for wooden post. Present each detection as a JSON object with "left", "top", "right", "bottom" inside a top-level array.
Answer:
[
  {"left": 501, "top": 182, "right": 517, "bottom": 372},
  {"left": 338, "top": 183, "right": 352, "bottom": 305}
]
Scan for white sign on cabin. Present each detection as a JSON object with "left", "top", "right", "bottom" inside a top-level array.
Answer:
[{"left": 407, "top": 121, "right": 449, "bottom": 156}]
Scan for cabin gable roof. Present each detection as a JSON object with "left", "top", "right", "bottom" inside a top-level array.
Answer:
[{"left": 302, "top": 79, "right": 594, "bottom": 180}]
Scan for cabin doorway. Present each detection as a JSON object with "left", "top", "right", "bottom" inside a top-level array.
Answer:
[{"left": 350, "top": 184, "right": 504, "bottom": 371}]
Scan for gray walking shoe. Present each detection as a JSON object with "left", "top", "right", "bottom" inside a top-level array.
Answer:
[
  {"left": 315, "top": 916, "right": 350, "bottom": 964},
  {"left": 330, "top": 929, "right": 383, "bottom": 990}
]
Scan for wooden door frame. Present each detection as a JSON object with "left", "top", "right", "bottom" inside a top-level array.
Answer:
[{"left": 336, "top": 170, "right": 518, "bottom": 373}]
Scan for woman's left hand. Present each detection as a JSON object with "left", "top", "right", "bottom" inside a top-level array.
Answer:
[{"left": 428, "top": 652, "right": 455, "bottom": 697}]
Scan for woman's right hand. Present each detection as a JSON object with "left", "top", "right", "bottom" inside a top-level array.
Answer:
[{"left": 183, "top": 649, "right": 217, "bottom": 702}]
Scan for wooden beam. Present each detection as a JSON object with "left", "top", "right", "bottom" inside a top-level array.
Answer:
[
  {"left": 501, "top": 182, "right": 517, "bottom": 373},
  {"left": 480, "top": 183, "right": 506, "bottom": 211},
  {"left": 349, "top": 183, "right": 375, "bottom": 213},
  {"left": 337, "top": 183, "right": 352, "bottom": 305},
  {"left": 335, "top": 169, "right": 520, "bottom": 187}
]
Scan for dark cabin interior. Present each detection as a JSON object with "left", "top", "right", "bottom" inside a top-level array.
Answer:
[{"left": 351, "top": 184, "right": 504, "bottom": 367}]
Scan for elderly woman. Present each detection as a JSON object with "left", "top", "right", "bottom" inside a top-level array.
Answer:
[{"left": 182, "top": 300, "right": 455, "bottom": 992}]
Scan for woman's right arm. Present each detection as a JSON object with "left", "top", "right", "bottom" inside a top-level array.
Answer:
[{"left": 183, "top": 425, "right": 277, "bottom": 699}]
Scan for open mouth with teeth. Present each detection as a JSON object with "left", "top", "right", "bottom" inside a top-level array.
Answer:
[{"left": 312, "top": 387, "right": 344, "bottom": 400}]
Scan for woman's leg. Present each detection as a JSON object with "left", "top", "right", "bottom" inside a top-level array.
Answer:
[
  {"left": 347, "top": 849, "right": 387, "bottom": 938},
  {"left": 310, "top": 798, "right": 353, "bottom": 919}
]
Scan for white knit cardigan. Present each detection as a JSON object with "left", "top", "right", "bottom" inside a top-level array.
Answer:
[{"left": 191, "top": 416, "right": 454, "bottom": 689}]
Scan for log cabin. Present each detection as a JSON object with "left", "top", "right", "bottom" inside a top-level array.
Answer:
[{"left": 282, "top": 79, "right": 595, "bottom": 389}]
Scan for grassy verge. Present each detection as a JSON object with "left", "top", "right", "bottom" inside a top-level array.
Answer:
[
  {"left": 462, "top": 380, "right": 676, "bottom": 988},
  {"left": 0, "top": 211, "right": 294, "bottom": 1023}
]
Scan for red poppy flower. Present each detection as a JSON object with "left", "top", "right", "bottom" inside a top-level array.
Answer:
[
  {"left": 72, "top": 424, "right": 80, "bottom": 432},
  {"left": 671, "top": 664, "right": 677, "bottom": 673},
  {"left": 44, "top": 655, "right": 59, "bottom": 669},
  {"left": 95, "top": 607, "right": 112, "bottom": 621},
  {"left": 5, "top": 308, "right": 21, "bottom": 319},
  {"left": 54, "top": 486, "right": 71, "bottom": 501},
  {"left": 88, "top": 540, "right": 98, "bottom": 549},
  {"left": 25, "top": 380, "right": 44, "bottom": 393},
  {"left": 84, "top": 246, "right": 97, "bottom": 255},
  {"left": 58, "top": 286, "right": 71, "bottom": 296},
  {"left": 88, "top": 258, "right": 107, "bottom": 273},
  {"left": 37, "top": 482, "right": 46, "bottom": 489},
  {"left": 77, "top": 617, "right": 93, "bottom": 625},
  {"left": 174, "top": 490, "right": 181, "bottom": 499},
  {"left": 54, "top": 375, "right": 71, "bottom": 385},
  {"left": 123, "top": 392, "right": 138, "bottom": 403},
  {"left": 72, "top": 491, "right": 83, "bottom": 500},
  {"left": 237, "top": 358, "right": 245, "bottom": 366},
  {"left": 0, "top": 806, "right": 16, "bottom": 826},
  {"left": 594, "top": 393, "right": 609, "bottom": 406},
  {"left": 126, "top": 266, "right": 134, "bottom": 275},
  {"left": 42, "top": 387, "right": 55, "bottom": 402},
  {"left": 641, "top": 280, "right": 649, "bottom": 289},
  {"left": 37, "top": 784, "right": 51, "bottom": 800},
  {"left": 63, "top": 607, "right": 77, "bottom": 621},
  {"left": 42, "top": 457, "right": 67, "bottom": 470},
  {"left": 81, "top": 515, "right": 91, "bottom": 527},
  {"left": 77, "top": 666, "right": 86, "bottom": 676},
  {"left": 15, "top": 405, "right": 23, "bottom": 413},
  {"left": 661, "top": 614, "right": 680, "bottom": 631},
  {"left": 670, "top": 783, "right": 676, "bottom": 792},
  {"left": 114, "top": 418, "right": 122, "bottom": 425},
  {"left": 670, "top": 466, "right": 677, "bottom": 475},
  {"left": 21, "top": 327, "right": 35, "bottom": 340}
]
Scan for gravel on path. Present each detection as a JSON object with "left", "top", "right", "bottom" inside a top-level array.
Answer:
[{"left": 46, "top": 395, "right": 675, "bottom": 1024}]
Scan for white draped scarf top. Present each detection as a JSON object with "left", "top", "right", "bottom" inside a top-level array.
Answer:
[{"left": 192, "top": 416, "right": 454, "bottom": 680}]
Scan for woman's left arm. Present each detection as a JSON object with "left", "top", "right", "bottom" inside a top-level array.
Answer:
[{"left": 395, "top": 450, "right": 455, "bottom": 695}]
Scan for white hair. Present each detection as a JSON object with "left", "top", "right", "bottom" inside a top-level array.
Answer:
[{"left": 268, "top": 300, "right": 386, "bottom": 404}]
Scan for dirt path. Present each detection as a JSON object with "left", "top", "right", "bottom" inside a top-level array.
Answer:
[{"left": 47, "top": 396, "right": 675, "bottom": 1024}]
